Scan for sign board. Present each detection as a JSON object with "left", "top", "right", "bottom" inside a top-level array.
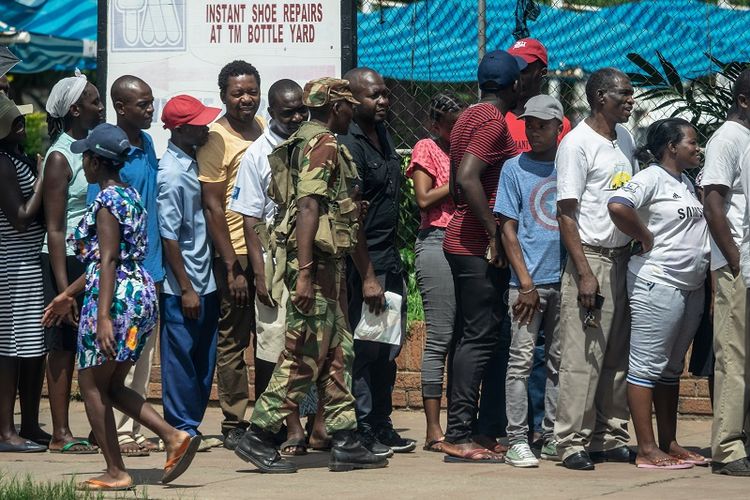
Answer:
[{"left": 102, "top": 0, "right": 342, "bottom": 154}]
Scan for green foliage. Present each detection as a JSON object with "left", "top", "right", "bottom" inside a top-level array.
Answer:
[
  {"left": 398, "top": 155, "right": 424, "bottom": 326},
  {"left": 22, "top": 112, "right": 48, "bottom": 158},
  {"left": 626, "top": 50, "right": 750, "bottom": 142},
  {"left": 0, "top": 474, "right": 100, "bottom": 500}
]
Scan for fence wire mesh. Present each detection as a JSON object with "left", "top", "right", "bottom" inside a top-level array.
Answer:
[{"left": 354, "top": 0, "right": 750, "bottom": 321}]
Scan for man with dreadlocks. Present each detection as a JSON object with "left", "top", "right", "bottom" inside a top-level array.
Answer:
[{"left": 41, "top": 70, "right": 103, "bottom": 454}]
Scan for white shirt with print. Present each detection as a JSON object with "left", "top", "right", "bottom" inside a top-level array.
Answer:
[
  {"left": 556, "top": 120, "right": 637, "bottom": 248},
  {"left": 613, "top": 165, "right": 709, "bottom": 290},
  {"left": 700, "top": 121, "right": 750, "bottom": 271}
]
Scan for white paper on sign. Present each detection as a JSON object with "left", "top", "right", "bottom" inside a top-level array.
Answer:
[{"left": 353, "top": 291, "right": 402, "bottom": 345}]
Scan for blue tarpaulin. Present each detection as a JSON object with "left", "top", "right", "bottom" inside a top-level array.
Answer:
[
  {"left": 1, "top": 0, "right": 96, "bottom": 73},
  {"left": 357, "top": 0, "right": 750, "bottom": 82}
]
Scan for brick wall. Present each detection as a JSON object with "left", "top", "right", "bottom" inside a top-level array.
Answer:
[{"left": 128, "top": 322, "right": 712, "bottom": 416}]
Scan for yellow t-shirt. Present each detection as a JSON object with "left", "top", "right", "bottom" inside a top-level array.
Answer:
[{"left": 197, "top": 116, "right": 265, "bottom": 255}]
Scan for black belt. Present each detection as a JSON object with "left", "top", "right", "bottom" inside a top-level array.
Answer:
[{"left": 582, "top": 244, "right": 630, "bottom": 259}]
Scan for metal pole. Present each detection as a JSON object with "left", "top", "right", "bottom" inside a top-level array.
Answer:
[
  {"left": 478, "top": 0, "right": 486, "bottom": 62},
  {"left": 341, "top": 0, "right": 357, "bottom": 74}
]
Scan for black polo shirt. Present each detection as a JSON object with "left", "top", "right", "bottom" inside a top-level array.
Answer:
[{"left": 338, "top": 121, "right": 403, "bottom": 274}]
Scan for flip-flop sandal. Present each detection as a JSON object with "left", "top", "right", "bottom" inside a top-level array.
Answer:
[
  {"left": 280, "top": 437, "right": 308, "bottom": 456},
  {"left": 133, "top": 433, "right": 162, "bottom": 452},
  {"left": 76, "top": 479, "right": 135, "bottom": 491},
  {"left": 443, "top": 448, "right": 505, "bottom": 464},
  {"left": 49, "top": 439, "right": 98, "bottom": 454},
  {"left": 161, "top": 435, "right": 201, "bottom": 484},
  {"left": 423, "top": 439, "right": 446, "bottom": 453},
  {"left": 118, "top": 435, "right": 149, "bottom": 457},
  {"left": 670, "top": 453, "right": 711, "bottom": 466},
  {"left": 636, "top": 457, "right": 694, "bottom": 470}
]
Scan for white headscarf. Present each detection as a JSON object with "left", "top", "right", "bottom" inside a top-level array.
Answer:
[{"left": 46, "top": 69, "right": 88, "bottom": 118}]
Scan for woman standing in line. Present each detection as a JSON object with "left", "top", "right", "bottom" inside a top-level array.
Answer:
[
  {"left": 41, "top": 70, "right": 103, "bottom": 454},
  {"left": 406, "top": 93, "right": 466, "bottom": 452},
  {"left": 0, "top": 95, "right": 47, "bottom": 452},
  {"left": 608, "top": 118, "right": 710, "bottom": 469}
]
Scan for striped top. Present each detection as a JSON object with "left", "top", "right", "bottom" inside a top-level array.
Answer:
[
  {"left": 443, "top": 103, "right": 517, "bottom": 256},
  {"left": 0, "top": 150, "right": 46, "bottom": 357}
]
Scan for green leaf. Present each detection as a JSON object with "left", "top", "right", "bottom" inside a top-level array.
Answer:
[
  {"left": 657, "top": 50, "right": 684, "bottom": 96},
  {"left": 626, "top": 53, "right": 666, "bottom": 86}
]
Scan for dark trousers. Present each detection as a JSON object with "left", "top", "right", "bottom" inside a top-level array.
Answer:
[
  {"left": 160, "top": 292, "right": 219, "bottom": 436},
  {"left": 444, "top": 252, "right": 509, "bottom": 444},
  {"left": 347, "top": 267, "right": 405, "bottom": 431}
]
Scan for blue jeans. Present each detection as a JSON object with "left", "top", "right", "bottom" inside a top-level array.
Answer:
[{"left": 160, "top": 292, "right": 219, "bottom": 436}]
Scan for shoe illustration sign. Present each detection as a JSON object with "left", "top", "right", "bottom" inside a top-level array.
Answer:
[
  {"left": 111, "top": 0, "right": 186, "bottom": 51},
  {"left": 105, "top": 0, "right": 341, "bottom": 153}
]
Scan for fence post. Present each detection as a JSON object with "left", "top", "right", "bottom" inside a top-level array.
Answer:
[{"left": 341, "top": 0, "right": 358, "bottom": 74}]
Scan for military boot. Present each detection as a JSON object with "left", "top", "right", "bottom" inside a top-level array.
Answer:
[
  {"left": 329, "top": 430, "right": 389, "bottom": 472},
  {"left": 235, "top": 424, "right": 297, "bottom": 473}
]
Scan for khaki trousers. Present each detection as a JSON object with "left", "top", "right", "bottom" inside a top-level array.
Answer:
[
  {"left": 554, "top": 249, "right": 631, "bottom": 460},
  {"left": 214, "top": 255, "right": 255, "bottom": 435},
  {"left": 711, "top": 266, "right": 750, "bottom": 463},
  {"left": 114, "top": 321, "right": 157, "bottom": 436}
]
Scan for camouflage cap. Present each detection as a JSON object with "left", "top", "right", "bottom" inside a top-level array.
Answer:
[{"left": 303, "top": 77, "right": 360, "bottom": 107}]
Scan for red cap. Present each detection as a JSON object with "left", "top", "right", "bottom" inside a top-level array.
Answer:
[
  {"left": 161, "top": 95, "right": 221, "bottom": 130},
  {"left": 507, "top": 38, "right": 548, "bottom": 66}
]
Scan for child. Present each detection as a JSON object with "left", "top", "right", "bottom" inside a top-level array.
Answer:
[
  {"left": 494, "top": 95, "right": 566, "bottom": 468},
  {"left": 43, "top": 123, "right": 200, "bottom": 491}
]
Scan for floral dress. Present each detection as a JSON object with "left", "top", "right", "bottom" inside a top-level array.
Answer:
[{"left": 69, "top": 185, "right": 157, "bottom": 369}]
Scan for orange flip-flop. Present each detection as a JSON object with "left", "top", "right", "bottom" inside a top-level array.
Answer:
[
  {"left": 161, "top": 435, "right": 201, "bottom": 484},
  {"left": 76, "top": 478, "right": 134, "bottom": 491}
]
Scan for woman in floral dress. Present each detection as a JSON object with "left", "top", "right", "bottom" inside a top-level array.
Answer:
[{"left": 43, "top": 124, "right": 200, "bottom": 491}]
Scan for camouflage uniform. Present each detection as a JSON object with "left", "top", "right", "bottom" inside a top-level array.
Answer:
[{"left": 250, "top": 79, "right": 361, "bottom": 434}]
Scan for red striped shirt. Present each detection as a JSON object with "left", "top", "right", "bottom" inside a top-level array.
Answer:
[{"left": 443, "top": 103, "right": 518, "bottom": 256}]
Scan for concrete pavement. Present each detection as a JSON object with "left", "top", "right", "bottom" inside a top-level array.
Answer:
[{"left": 0, "top": 400, "right": 747, "bottom": 499}]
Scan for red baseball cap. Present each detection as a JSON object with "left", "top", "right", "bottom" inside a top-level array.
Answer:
[
  {"left": 161, "top": 95, "right": 221, "bottom": 130},
  {"left": 507, "top": 38, "right": 548, "bottom": 66}
]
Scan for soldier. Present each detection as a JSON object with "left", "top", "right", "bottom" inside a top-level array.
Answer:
[{"left": 234, "top": 77, "right": 387, "bottom": 473}]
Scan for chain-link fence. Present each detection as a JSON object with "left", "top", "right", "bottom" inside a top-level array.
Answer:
[{"left": 352, "top": 0, "right": 750, "bottom": 321}]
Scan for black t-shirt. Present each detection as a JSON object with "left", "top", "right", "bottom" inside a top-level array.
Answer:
[{"left": 338, "top": 121, "right": 403, "bottom": 273}]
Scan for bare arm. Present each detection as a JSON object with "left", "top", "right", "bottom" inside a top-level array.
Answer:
[
  {"left": 557, "top": 199, "right": 598, "bottom": 309},
  {"left": 42, "top": 152, "right": 72, "bottom": 291},
  {"left": 456, "top": 152, "right": 503, "bottom": 266},
  {"left": 293, "top": 196, "right": 319, "bottom": 313},
  {"left": 201, "top": 180, "right": 249, "bottom": 306},
  {"left": 162, "top": 238, "right": 201, "bottom": 319},
  {"left": 500, "top": 216, "right": 539, "bottom": 324},
  {"left": 412, "top": 168, "right": 450, "bottom": 210},
  {"left": 703, "top": 185, "right": 739, "bottom": 275},
  {"left": 0, "top": 154, "right": 44, "bottom": 232},
  {"left": 242, "top": 215, "right": 273, "bottom": 306},
  {"left": 608, "top": 202, "right": 653, "bottom": 253},
  {"left": 95, "top": 207, "right": 120, "bottom": 358}
]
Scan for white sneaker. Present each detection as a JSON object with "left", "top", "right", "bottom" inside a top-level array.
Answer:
[{"left": 506, "top": 442, "right": 540, "bottom": 468}]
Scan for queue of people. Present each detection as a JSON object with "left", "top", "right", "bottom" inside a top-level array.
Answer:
[{"left": 1, "top": 36, "right": 750, "bottom": 492}]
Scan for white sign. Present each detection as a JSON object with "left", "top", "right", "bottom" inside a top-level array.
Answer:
[{"left": 105, "top": 0, "right": 341, "bottom": 154}]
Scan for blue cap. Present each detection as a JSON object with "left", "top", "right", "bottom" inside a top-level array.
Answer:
[
  {"left": 477, "top": 50, "right": 527, "bottom": 89},
  {"left": 71, "top": 123, "right": 131, "bottom": 163}
]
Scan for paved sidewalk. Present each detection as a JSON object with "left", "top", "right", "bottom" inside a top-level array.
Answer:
[{"left": 0, "top": 401, "right": 746, "bottom": 499}]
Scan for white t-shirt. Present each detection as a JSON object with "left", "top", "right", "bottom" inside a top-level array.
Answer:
[
  {"left": 556, "top": 120, "right": 637, "bottom": 248},
  {"left": 737, "top": 145, "right": 750, "bottom": 287},
  {"left": 228, "top": 123, "right": 284, "bottom": 223},
  {"left": 612, "top": 165, "right": 709, "bottom": 289},
  {"left": 700, "top": 121, "right": 750, "bottom": 271}
]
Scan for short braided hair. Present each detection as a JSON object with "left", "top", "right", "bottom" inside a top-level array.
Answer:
[{"left": 429, "top": 92, "right": 466, "bottom": 122}]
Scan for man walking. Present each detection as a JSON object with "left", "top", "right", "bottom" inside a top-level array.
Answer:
[
  {"left": 554, "top": 68, "right": 636, "bottom": 471},
  {"left": 234, "top": 77, "right": 386, "bottom": 473}
]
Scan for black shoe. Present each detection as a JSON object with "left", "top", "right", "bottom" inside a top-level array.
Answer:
[
  {"left": 712, "top": 457, "right": 750, "bottom": 476},
  {"left": 223, "top": 427, "right": 247, "bottom": 451},
  {"left": 375, "top": 426, "right": 416, "bottom": 453},
  {"left": 234, "top": 425, "right": 298, "bottom": 474},
  {"left": 589, "top": 446, "right": 634, "bottom": 463},
  {"left": 562, "top": 451, "right": 595, "bottom": 471},
  {"left": 357, "top": 428, "right": 394, "bottom": 458},
  {"left": 329, "top": 430, "right": 389, "bottom": 472}
]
